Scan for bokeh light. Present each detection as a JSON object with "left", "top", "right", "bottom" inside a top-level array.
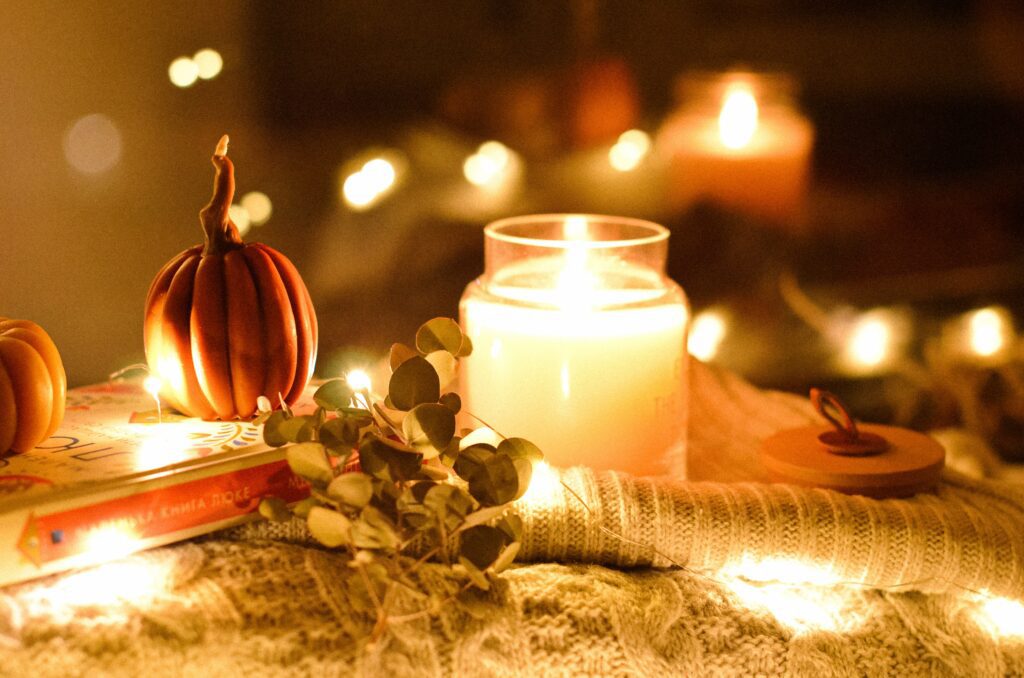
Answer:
[
  {"left": 193, "top": 48, "right": 223, "bottom": 80},
  {"left": 608, "top": 129, "right": 651, "bottom": 171},
  {"left": 240, "top": 191, "right": 273, "bottom": 226},
  {"left": 464, "top": 141, "right": 514, "bottom": 188},
  {"left": 341, "top": 155, "right": 400, "bottom": 210},
  {"left": 229, "top": 204, "right": 252, "bottom": 235},
  {"left": 688, "top": 309, "right": 728, "bottom": 361},
  {"left": 168, "top": 56, "right": 199, "bottom": 88},
  {"left": 64, "top": 114, "right": 122, "bottom": 175},
  {"left": 967, "top": 306, "right": 1011, "bottom": 357}
]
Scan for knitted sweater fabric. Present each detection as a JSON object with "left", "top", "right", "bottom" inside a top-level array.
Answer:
[{"left": 1, "top": 362, "right": 1022, "bottom": 677}]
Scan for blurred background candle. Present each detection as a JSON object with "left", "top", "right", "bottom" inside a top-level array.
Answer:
[
  {"left": 460, "top": 214, "right": 689, "bottom": 476},
  {"left": 659, "top": 71, "right": 815, "bottom": 226}
]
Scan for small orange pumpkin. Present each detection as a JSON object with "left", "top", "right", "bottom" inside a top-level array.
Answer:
[
  {"left": 0, "top": 318, "right": 67, "bottom": 454},
  {"left": 144, "top": 136, "right": 317, "bottom": 420}
]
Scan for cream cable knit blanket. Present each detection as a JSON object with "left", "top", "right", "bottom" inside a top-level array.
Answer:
[{"left": 1, "top": 362, "right": 1022, "bottom": 676}]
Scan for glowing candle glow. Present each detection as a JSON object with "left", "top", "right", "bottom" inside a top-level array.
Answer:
[
  {"left": 660, "top": 71, "right": 814, "bottom": 224},
  {"left": 461, "top": 215, "right": 689, "bottom": 476}
]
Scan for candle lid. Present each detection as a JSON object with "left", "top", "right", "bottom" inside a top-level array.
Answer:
[{"left": 760, "top": 389, "right": 945, "bottom": 499}]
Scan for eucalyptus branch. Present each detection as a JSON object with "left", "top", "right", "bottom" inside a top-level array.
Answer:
[{"left": 258, "top": 317, "right": 537, "bottom": 646}]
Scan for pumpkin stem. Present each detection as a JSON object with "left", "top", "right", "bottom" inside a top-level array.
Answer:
[{"left": 199, "top": 134, "right": 244, "bottom": 256}]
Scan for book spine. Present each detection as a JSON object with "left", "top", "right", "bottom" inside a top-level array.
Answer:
[{"left": 2, "top": 456, "right": 308, "bottom": 587}]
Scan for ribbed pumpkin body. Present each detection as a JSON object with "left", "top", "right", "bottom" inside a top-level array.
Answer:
[
  {"left": 144, "top": 136, "right": 317, "bottom": 421},
  {"left": 144, "top": 242, "right": 317, "bottom": 420},
  {"left": 0, "top": 317, "right": 67, "bottom": 453}
]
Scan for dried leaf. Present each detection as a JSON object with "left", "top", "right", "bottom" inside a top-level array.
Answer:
[
  {"left": 402, "top": 403, "right": 456, "bottom": 457},
  {"left": 314, "top": 379, "right": 355, "bottom": 411},
  {"left": 327, "top": 473, "right": 374, "bottom": 508},
  {"left": 439, "top": 392, "right": 461, "bottom": 414},
  {"left": 307, "top": 506, "right": 352, "bottom": 547},
  {"left": 425, "top": 350, "right": 457, "bottom": 390},
  {"left": 320, "top": 417, "right": 360, "bottom": 454},
  {"left": 279, "top": 414, "right": 318, "bottom": 443},
  {"left": 359, "top": 435, "right": 424, "bottom": 482},
  {"left": 458, "top": 556, "right": 491, "bottom": 590},
  {"left": 460, "top": 525, "right": 506, "bottom": 570},
  {"left": 286, "top": 442, "right": 334, "bottom": 486},
  {"left": 262, "top": 410, "right": 290, "bottom": 447},
  {"left": 258, "top": 496, "right": 291, "bottom": 522},
  {"left": 472, "top": 453, "right": 520, "bottom": 506},
  {"left": 459, "top": 427, "right": 503, "bottom": 451},
  {"left": 497, "top": 438, "right": 543, "bottom": 463},
  {"left": 453, "top": 443, "right": 494, "bottom": 483},
  {"left": 415, "top": 317, "right": 465, "bottom": 356},
  {"left": 457, "top": 505, "right": 507, "bottom": 532},
  {"left": 388, "top": 356, "right": 440, "bottom": 411},
  {"left": 291, "top": 497, "right": 318, "bottom": 518},
  {"left": 491, "top": 541, "right": 520, "bottom": 573},
  {"left": 389, "top": 343, "right": 419, "bottom": 371},
  {"left": 352, "top": 506, "right": 400, "bottom": 550}
]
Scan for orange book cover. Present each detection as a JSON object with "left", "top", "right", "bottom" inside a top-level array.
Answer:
[{"left": 0, "top": 380, "right": 308, "bottom": 587}]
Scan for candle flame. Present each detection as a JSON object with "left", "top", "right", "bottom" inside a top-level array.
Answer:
[
  {"left": 556, "top": 217, "right": 599, "bottom": 308},
  {"left": 718, "top": 86, "right": 759, "bottom": 150}
]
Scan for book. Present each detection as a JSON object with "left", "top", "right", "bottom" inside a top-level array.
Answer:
[{"left": 0, "top": 380, "right": 309, "bottom": 587}]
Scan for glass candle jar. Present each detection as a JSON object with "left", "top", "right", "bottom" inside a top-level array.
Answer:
[
  {"left": 460, "top": 214, "right": 689, "bottom": 477},
  {"left": 659, "top": 70, "right": 814, "bottom": 225}
]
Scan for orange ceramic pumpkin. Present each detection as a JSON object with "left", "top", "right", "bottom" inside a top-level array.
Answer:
[
  {"left": 144, "top": 136, "right": 317, "bottom": 420},
  {"left": 0, "top": 318, "right": 67, "bottom": 454}
]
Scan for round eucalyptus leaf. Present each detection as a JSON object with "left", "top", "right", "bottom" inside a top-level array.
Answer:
[
  {"left": 454, "top": 443, "right": 494, "bottom": 483},
  {"left": 497, "top": 437, "right": 543, "bottom": 463},
  {"left": 459, "top": 524, "right": 506, "bottom": 570},
  {"left": 459, "top": 427, "right": 503, "bottom": 451},
  {"left": 262, "top": 410, "right": 290, "bottom": 447},
  {"left": 424, "top": 350, "right": 457, "bottom": 390},
  {"left": 320, "top": 417, "right": 360, "bottom": 453},
  {"left": 291, "top": 496, "right": 318, "bottom": 518},
  {"left": 439, "top": 392, "right": 461, "bottom": 414},
  {"left": 458, "top": 556, "right": 491, "bottom": 590},
  {"left": 457, "top": 505, "right": 507, "bottom": 532},
  {"left": 389, "top": 342, "right": 419, "bottom": 371},
  {"left": 314, "top": 379, "right": 355, "bottom": 411},
  {"left": 490, "top": 541, "right": 521, "bottom": 573},
  {"left": 258, "top": 497, "right": 291, "bottom": 522},
  {"left": 511, "top": 457, "right": 533, "bottom": 501},
  {"left": 352, "top": 506, "right": 400, "bottom": 550},
  {"left": 388, "top": 356, "right": 440, "bottom": 411},
  {"left": 279, "top": 414, "right": 317, "bottom": 443},
  {"left": 359, "top": 435, "right": 424, "bottom": 481},
  {"left": 327, "top": 473, "right": 374, "bottom": 508},
  {"left": 307, "top": 506, "right": 352, "bottom": 548},
  {"left": 416, "top": 463, "right": 451, "bottom": 481},
  {"left": 468, "top": 452, "right": 519, "bottom": 506},
  {"left": 286, "top": 442, "right": 334, "bottom": 486},
  {"left": 415, "top": 317, "right": 465, "bottom": 356},
  {"left": 402, "top": 403, "right": 456, "bottom": 457},
  {"left": 457, "top": 334, "right": 473, "bottom": 358}
]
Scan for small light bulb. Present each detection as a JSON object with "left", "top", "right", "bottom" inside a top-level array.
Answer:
[
  {"left": 346, "top": 370, "right": 372, "bottom": 393},
  {"left": 143, "top": 375, "right": 163, "bottom": 398}
]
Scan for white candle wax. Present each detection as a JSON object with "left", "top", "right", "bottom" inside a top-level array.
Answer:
[{"left": 461, "top": 294, "right": 688, "bottom": 476}]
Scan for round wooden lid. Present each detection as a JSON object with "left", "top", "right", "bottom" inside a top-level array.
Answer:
[{"left": 760, "top": 424, "right": 945, "bottom": 498}]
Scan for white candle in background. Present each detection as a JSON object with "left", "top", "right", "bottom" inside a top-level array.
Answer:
[{"left": 460, "top": 215, "right": 689, "bottom": 477}]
